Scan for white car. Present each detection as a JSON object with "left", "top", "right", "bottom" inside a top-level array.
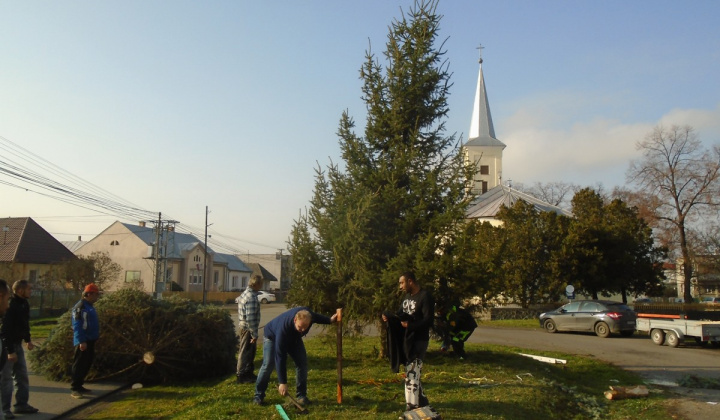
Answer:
[{"left": 257, "top": 291, "right": 276, "bottom": 304}]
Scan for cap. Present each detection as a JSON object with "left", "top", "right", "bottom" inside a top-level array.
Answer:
[{"left": 84, "top": 283, "right": 100, "bottom": 294}]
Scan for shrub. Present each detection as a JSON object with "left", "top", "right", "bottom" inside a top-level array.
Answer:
[{"left": 29, "top": 289, "right": 237, "bottom": 384}]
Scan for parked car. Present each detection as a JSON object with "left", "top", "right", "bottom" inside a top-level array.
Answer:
[
  {"left": 701, "top": 296, "right": 720, "bottom": 306},
  {"left": 257, "top": 291, "right": 276, "bottom": 304},
  {"left": 539, "top": 300, "right": 637, "bottom": 338},
  {"left": 633, "top": 298, "right": 652, "bottom": 303}
]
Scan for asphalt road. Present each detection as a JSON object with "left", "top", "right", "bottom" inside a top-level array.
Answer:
[{"left": 470, "top": 326, "right": 720, "bottom": 385}]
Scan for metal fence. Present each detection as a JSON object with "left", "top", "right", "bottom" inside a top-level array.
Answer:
[{"left": 29, "top": 290, "right": 82, "bottom": 319}]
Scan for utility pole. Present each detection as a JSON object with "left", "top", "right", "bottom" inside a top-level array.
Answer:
[
  {"left": 203, "top": 206, "right": 210, "bottom": 305},
  {"left": 153, "top": 212, "right": 162, "bottom": 298}
]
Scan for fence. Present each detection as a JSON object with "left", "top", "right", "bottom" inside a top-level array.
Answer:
[{"left": 29, "top": 290, "right": 82, "bottom": 319}]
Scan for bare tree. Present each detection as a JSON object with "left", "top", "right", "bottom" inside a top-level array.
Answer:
[
  {"left": 517, "top": 181, "right": 578, "bottom": 208},
  {"left": 627, "top": 125, "right": 720, "bottom": 302}
]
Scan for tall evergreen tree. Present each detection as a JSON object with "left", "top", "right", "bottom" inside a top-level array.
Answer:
[{"left": 288, "top": 0, "right": 475, "bottom": 339}]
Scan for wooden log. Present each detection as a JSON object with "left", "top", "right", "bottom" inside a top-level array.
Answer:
[{"left": 604, "top": 385, "right": 649, "bottom": 400}]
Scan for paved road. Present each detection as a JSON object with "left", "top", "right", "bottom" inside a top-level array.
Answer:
[{"left": 469, "top": 326, "right": 720, "bottom": 385}]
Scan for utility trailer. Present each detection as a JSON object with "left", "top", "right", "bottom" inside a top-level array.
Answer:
[{"left": 636, "top": 316, "right": 720, "bottom": 348}]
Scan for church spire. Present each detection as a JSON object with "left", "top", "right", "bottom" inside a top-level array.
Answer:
[{"left": 468, "top": 44, "right": 499, "bottom": 143}]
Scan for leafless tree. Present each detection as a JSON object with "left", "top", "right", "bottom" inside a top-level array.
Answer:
[
  {"left": 627, "top": 125, "right": 720, "bottom": 302},
  {"left": 516, "top": 181, "right": 579, "bottom": 209}
]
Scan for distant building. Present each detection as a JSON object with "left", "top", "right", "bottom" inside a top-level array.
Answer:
[
  {"left": 76, "top": 221, "right": 252, "bottom": 293},
  {"left": 238, "top": 252, "right": 291, "bottom": 290},
  {"left": 0, "top": 217, "right": 77, "bottom": 286}
]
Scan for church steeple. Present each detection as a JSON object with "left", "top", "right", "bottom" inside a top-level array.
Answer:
[{"left": 463, "top": 47, "right": 506, "bottom": 195}]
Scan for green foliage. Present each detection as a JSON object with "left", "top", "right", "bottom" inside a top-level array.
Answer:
[
  {"left": 289, "top": 0, "right": 478, "bottom": 335},
  {"left": 29, "top": 289, "right": 237, "bottom": 383}
]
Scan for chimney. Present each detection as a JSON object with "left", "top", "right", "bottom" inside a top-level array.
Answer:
[
  {"left": 78, "top": 236, "right": 82, "bottom": 241},
  {"left": 139, "top": 221, "right": 146, "bottom": 227}
]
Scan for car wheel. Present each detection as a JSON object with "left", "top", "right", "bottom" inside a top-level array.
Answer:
[
  {"left": 543, "top": 319, "right": 557, "bottom": 333},
  {"left": 261, "top": 298, "right": 268, "bottom": 304},
  {"left": 594, "top": 322, "right": 610, "bottom": 338},
  {"left": 650, "top": 329, "right": 665, "bottom": 345},
  {"left": 666, "top": 331, "right": 680, "bottom": 348},
  {"left": 710, "top": 341, "right": 720, "bottom": 348},
  {"left": 620, "top": 330, "right": 635, "bottom": 337}
]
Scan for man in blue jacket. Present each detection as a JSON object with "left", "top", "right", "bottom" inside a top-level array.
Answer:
[
  {"left": 70, "top": 283, "right": 100, "bottom": 399},
  {"left": 253, "top": 306, "right": 339, "bottom": 406}
]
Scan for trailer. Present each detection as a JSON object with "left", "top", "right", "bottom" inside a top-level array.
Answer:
[{"left": 636, "top": 316, "right": 720, "bottom": 348}]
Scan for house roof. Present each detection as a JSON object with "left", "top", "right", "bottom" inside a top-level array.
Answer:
[
  {"left": 119, "top": 222, "right": 212, "bottom": 259},
  {"left": 465, "top": 58, "right": 506, "bottom": 149},
  {"left": 245, "top": 263, "right": 278, "bottom": 282},
  {"left": 466, "top": 185, "right": 573, "bottom": 219},
  {"left": 0, "top": 217, "right": 77, "bottom": 263},
  {"left": 214, "top": 253, "right": 252, "bottom": 273}
]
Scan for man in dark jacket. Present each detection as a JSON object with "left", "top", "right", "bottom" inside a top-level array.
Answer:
[
  {"left": 382, "top": 271, "right": 434, "bottom": 411},
  {"left": 70, "top": 283, "right": 100, "bottom": 399},
  {"left": 0, "top": 279, "right": 12, "bottom": 419},
  {"left": 0, "top": 280, "right": 38, "bottom": 418},
  {"left": 253, "top": 306, "right": 339, "bottom": 406}
]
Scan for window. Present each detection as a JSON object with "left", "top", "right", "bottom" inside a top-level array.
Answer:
[
  {"left": 580, "top": 302, "right": 602, "bottom": 312},
  {"left": 110, "top": 240, "right": 119, "bottom": 246},
  {"left": 480, "top": 165, "right": 489, "bottom": 175},
  {"left": 562, "top": 302, "right": 581, "bottom": 312},
  {"left": 29, "top": 270, "right": 38, "bottom": 282},
  {"left": 242, "top": 276, "right": 248, "bottom": 288},
  {"left": 481, "top": 181, "right": 488, "bottom": 194},
  {"left": 232, "top": 276, "right": 238, "bottom": 288},
  {"left": 213, "top": 271, "right": 219, "bottom": 284},
  {"left": 189, "top": 273, "right": 203, "bottom": 284},
  {"left": 125, "top": 271, "right": 141, "bottom": 283},
  {"left": 193, "top": 255, "right": 201, "bottom": 262}
]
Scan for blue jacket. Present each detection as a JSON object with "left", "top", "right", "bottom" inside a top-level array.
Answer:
[
  {"left": 264, "top": 306, "right": 331, "bottom": 384},
  {"left": 72, "top": 299, "right": 99, "bottom": 346}
]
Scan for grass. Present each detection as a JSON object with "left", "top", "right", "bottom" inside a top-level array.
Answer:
[
  {"left": 30, "top": 317, "right": 58, "bottom": 341},
  {"left": 477, "top": 318, "right": 540, "bottom": 329},
  {"left": 73, "top": 332, "right": 670, "bottom": 420}
]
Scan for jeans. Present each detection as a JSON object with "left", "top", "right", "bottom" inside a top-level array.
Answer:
[
  {"left": 236, "top": 329, "right": 257, "bottom": 376},
  {"left": 1, "top": 342, "right": 30, "bottom": 411},
  {"left": 254, "top": 337, "right": 308, "bottom": 401}
]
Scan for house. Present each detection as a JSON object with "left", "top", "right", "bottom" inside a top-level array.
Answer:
[
  {"left": 75, "top": 221, "right": 252, "bottom": 293},
  {"left": 675, "top": 256, "right": 720, "bottom": 299},
  {"left": 239, "top": 253, "right": 291, "bottom": 290},
  {"left": 243, "top": 262, "right": 279, "bottom": 291},
  {"left": 0, "top": 217, "right": 77, "bottom": 285}
]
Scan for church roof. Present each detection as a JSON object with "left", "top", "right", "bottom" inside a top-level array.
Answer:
[
  {"left": 465, "top": 58, "right": 506, "bottom": 149},
  {"left": 466, "top": 185, "right": 573, "bottom": 219}
]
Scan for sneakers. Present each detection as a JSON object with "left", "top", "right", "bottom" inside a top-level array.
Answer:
[
  {"left": 13, "top": 405, "right": 39, "bottom": 414},
  {"left": 78, "top": 386, "right": 93, "bottom": 394},
  {"left": 70, "top": 390, "right": 83, "bottom": 399},
  {"left": 236, "top": 374, "right": 256, "bottom": 384},
  {"left": 296, "top": 396, "right": 311, "bottom": 406},
  {"left": 3, "top": 410, "right": 16, "bottom": 419},
  {"left": 252, "top": 397, "right": 264, "bottom": 406}
]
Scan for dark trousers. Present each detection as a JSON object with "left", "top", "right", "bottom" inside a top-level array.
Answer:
[{"left": 71, "top": 340, "right": 96, "bottom": 390}]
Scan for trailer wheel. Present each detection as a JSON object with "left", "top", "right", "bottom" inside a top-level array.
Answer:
[
  {"left": 710, "top": 341, "right": 720, "bottom": 348},
  {"left": 650, "top": 329, "right": 665, "bottom": 345},
  {"left": 666, "top": 331, "right": 680, "bottom": 348}
]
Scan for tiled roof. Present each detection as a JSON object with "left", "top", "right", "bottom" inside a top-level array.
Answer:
[
  {"left": 214, "top": 253, "right": 252, "bottom": 273},
  {"left": 245, "top": 262, "right": 277, "bottom": 282},
  {"left": 0, "top": 217, "right": 77, "bottom": 263}
]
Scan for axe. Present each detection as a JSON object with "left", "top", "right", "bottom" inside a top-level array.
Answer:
[{"left": 285, "top": 395, "right": 309, "bottom": 414}]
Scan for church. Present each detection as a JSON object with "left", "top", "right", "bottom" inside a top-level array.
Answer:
[{"left": 462, "top": 52, "right": 571, "bottom": 225}]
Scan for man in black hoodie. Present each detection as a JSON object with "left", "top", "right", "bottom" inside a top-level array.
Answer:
[
  {"left": 382, "top": 271, "right": 434, "bottom": 412},
  {"left": 0, "top": 280, "right": 38, "bottom": 418}
]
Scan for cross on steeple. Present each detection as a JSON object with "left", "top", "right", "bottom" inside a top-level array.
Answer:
[{"left": 476, "top": 43, "right": 484, "bottom": 64}]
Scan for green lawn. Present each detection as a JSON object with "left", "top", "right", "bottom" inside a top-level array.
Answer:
[
  {"left": 73, "top": 332, "right": 669, "bottom": 419},
  {"left": 30, "top": 317, "right": 58, "bottom": 341}
]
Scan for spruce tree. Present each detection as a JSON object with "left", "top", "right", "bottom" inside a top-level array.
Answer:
[{"left": 288, "top": 0, "right": 475, "bottom": 342}]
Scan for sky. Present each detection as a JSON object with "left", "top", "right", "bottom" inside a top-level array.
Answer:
[{"left": 1, "top": 1, "right": 719, "bottom": 255}]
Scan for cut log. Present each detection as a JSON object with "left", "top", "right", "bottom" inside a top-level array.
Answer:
[{"left": 604, "top": 385, "right": 649, "bottom": 400}]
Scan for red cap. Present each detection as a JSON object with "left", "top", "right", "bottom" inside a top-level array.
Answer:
[{"left": 84, "top": 283, "right": 99, "bottom": 294}]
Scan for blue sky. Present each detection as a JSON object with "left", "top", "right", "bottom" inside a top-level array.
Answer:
[{"left": 1, "top": 1, "right": 719, "bottom": 254}]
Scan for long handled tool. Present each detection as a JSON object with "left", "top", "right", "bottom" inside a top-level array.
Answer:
[
  {"left": 275, "top": 404, "right": 291, "bottom": 420},
  {"left": 285, "top": 395, "right": 309, "bottom": 414},
  {"left": 336, "top": 308, "right": 343, "bottom": 404}
]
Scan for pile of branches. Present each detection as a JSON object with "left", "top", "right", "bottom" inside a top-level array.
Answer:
[{"left": 29, "top": 289, "right": 237, "bottom": 384}]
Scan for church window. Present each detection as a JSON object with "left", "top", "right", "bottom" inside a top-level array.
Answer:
[{"left": 480, "top": 165, "right": 489, "bottom": 175}]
